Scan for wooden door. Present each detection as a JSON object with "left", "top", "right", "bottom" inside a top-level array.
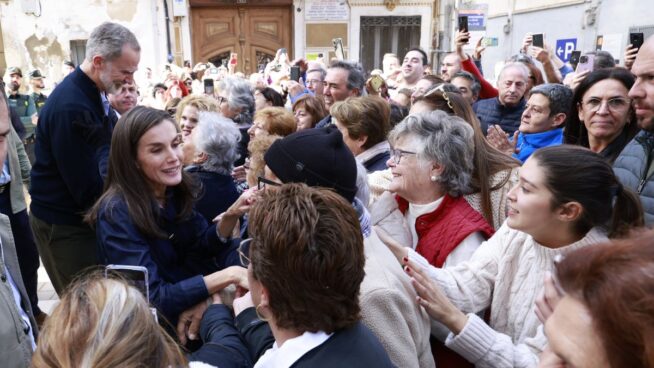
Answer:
[{"left": 191, "top": 5, "right": 292, "bottom": 75}]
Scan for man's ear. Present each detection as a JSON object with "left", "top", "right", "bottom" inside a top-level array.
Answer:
[
  {"left": 551, "top": 112, "right": 567, "bottom": 129},
  {"left": 556, "top": 201, "right": 583, "bottom": 223},
  {"left": 92, "top": 55, "right": 105, "bottom": 70}
]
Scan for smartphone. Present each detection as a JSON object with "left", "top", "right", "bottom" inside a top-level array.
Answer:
[
  {"left": 532, "top": 34, "right": 544, "bottom": 48},
  {"left": 290, "top": 66, "right": 301, "bottom": 82},
  {"left": 333, "top": 38, "right": 345, "bottom": 60},
  {"left": 630, "top": 32, "right": 644, "bottom": 50},
  {"left": 229, "top": 52, "right": 238, "bottom": 65},
  {"left": 279, "top": 48, "right": 288, "bottom": 55},
  {"left": 569, "top": 51, "right": 581, "bottom": 68},
  {"left": 458, "top": 16, "right": 469, "bottom": 33},
  {"left": 104, "top": 265, "right": 149, "bottom": 300},
  {"left": 370, "top": 75, "right": 384, "bottom": 92},
  {"left": 595, "top": 35, "right": 604, "bottom": 51},
  {"left": 481, "top": 37, "right": 499, "bottom": 47},
  {"left": 576, "top": 54, "right": 595, "bottom": 74},
  {"left": 203, "top": 78, "right": 215, "bottom": 95}
]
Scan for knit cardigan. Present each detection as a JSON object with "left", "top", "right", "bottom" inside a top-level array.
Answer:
[{"left": 409, "top": 223, "right": 607, "bottom": 368}]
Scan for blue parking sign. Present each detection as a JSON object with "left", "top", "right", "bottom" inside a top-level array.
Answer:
[{"left": 555, "top": 38, "right": 577, "bottom": 62}]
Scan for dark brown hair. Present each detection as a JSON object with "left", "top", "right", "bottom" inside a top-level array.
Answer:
[
  {"left": 413, "top": 90, "right": 519, "bottom": 226},
  {"left": 531, "top": 145, "right": 643, "bottom": 238},
  {"left": 86, "top": 106, "right": 198, "bottom": 238},
  {"left": 555, "top": 233, "right": 654, "bottom": 367},
  {"left": 292, "top": 95, "right": 328, "bottom": 129},
  {"left": 248, "top": 183, "right": 365, "bottom": 333},
  {"left": 330, "top": 96, "right": 391, "bottom": 150}
]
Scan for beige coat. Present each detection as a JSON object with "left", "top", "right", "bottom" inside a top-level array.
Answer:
[{"left": 360, "top": 228, "right": 435, "bottom": 368}]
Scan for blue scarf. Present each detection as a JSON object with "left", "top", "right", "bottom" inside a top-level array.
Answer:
[{"left": 513, "top": 128, "right": 564, "bottom": 163}]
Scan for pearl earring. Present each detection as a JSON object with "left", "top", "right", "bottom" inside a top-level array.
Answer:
[{"left": 430, "top": 175, "right": 437, "bottom": 182}]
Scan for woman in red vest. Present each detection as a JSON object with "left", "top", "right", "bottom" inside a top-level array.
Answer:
[{"left": 381, "top": 110, "right": 495, "bottom": 269}]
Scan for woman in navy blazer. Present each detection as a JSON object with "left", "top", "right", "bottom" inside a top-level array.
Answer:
[{"left": 86, "top": 106, "right": 247, "bottom": 328}]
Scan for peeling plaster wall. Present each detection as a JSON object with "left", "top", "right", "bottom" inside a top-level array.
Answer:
[{"left": 0, "top": 0, "right": 168, "bottom": 91}]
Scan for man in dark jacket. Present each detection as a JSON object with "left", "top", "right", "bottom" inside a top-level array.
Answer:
[
  {"left": 614, "top": 35, "right": 654, "bottom": 224},
  {"left": 473, "top": 62, "right": 529, "bottom": 135},
  {"left": 316, "top": 60, "right": 364, "bottom": 128},
  {"left": 29, "top": 22, "right": 140, "bottom": 295}
]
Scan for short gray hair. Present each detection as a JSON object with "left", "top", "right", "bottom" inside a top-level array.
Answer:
[
  {"left": 85, "top": 22, "right": 140, "bottom": 62},
  {"left": 498, "top": 62, "right": 529, "bottom": 83},
  {"left": 388, "top": 110, "right": 475, "bottom": 197},
  {"left": 330, "top": 60, "right": 365, "bottom": 95},
  {"left": 529, "top": 83, "right": 573, "bottom": 117},
  {"left": 193, "top": 111, "right": 241, "bottom": 175},
  {"left": 306, "top": 67, "right": 327, "bottom": 81},
  {"left": 219, "top": 76, "right": 255, "bottom": 125}
]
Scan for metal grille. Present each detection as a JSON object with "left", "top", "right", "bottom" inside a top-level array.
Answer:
[{"left": 360, "top": 16, "right": 421, "bottom": 75}]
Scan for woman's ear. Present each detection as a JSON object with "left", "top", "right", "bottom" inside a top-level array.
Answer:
[
  {"left": 431, "top": 162, "right": 444, "bottom": 176},
  {"left": 556, "top": 201, "right": 583, "bottom": 223}
]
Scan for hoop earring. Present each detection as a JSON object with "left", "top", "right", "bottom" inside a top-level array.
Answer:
[{"left": 255, "top": 304, "right": 269, "bottom": 322}]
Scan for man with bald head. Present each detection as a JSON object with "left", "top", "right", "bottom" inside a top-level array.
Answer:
[
  {"left": 440, "top": 53, "right": 462, "bottom": 82},
  {"left": 473, "top": 62, "right": 529, "bottom": 135},
  {"left": 614, "top": 35, "right": 654, "bottom": 224}
]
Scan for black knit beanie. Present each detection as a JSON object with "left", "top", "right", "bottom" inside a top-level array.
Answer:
[{"left": 264, "top": 125, "right": 358, "bottom": 202}]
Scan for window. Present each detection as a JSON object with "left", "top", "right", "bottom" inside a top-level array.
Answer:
[
  {"left": 70, "top": 40, "right": 87, "bottom": 66},
  {"left": 360, "top": 16, "right": 421, "bottom": 74}
]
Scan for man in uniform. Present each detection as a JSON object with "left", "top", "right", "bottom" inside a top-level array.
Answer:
[
  {"left": 28, "top": 70, "right": 48, "bottom": 115},
  {"left": 5, "top": 67, "right": 37, "bottom": 163}
]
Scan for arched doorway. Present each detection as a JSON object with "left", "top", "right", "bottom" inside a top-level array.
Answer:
[{"left": 190, "top": 0, "right": 293, "bottom": 75}]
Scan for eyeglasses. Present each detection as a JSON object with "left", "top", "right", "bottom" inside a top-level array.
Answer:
[
  {"left": 257, "top": 176, "right": 282, "bottom": 190},
  {"left": 238, "top": 238, "right": 251, "bottom": 267},
  {"left": 581, "top": 97, "right": 631, "bottom": 112},
  {"left": 389, "top": 148, "right": 417, "bottom": 164}
]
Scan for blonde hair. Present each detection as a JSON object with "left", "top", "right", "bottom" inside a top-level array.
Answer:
[
  {"left": 175, "top": 94, "right": 220, "bottom": 125},
  {"left": 32, "top": 274, "right": 187, "bottom": 368},
  {"left": 247, "top": 134, "right": 282, "bottom": 187},
  {"left": 253, "top": 107, "right": 296, "bottom": 137}
]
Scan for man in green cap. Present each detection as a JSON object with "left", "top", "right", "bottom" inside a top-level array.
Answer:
[
  {"left": 5, "top": 67, "right": 37, "bottom": 163},
  {"left": 28, "top": 70, "right": 48, "bottom": 115}
]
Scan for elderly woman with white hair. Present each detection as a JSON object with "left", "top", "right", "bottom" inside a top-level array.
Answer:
[
  {"left": 217, "top": 76, "right": 255, "bottom": 166},
  {"left": 183, "top": 111, "right": 241, "bottom": 223},
  {"left": 374, "top": 110, "right": 495, "bottom": 269}
]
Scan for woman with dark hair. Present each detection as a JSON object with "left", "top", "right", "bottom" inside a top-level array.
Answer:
[
  {"left": 409, "top": 86, "right": 520, "bottom": 229},
  {"left": 235, "top": 184, "right": 394, "bottom": 367},
  {"left": 564, "top": 68, "right": 639, "bottom": 163},
  {"left": 254, "top": 87, "right": 285, "bottom": 110},
  {"left": 86, "top": 106, "right": 247, "bottom": 328},
  {"left": 540, "top": 233, "right": 654, "bottom": 368},
  {"left": 379, "top": 145, "right": 643, "bottom": 367},
  {"left": 292, "top": 95, "right": 327, "bottom": 130}
]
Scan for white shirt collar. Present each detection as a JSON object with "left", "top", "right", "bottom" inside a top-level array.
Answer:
[{"left": 254, "top": 330, "right": 333, "bottom": 368}]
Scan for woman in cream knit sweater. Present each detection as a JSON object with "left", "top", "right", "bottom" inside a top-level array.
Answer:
[{"left": 378, "top": 145, "right": 644, "bottom": 367}]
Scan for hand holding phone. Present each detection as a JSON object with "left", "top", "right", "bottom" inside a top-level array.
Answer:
[
  {"left": 532, "top": 34, "right": 544, "bottom": 48},
  {"left": 458, "top": 16, "right": 469, "bottom": 42},
  {"left": 630, "top": 32, "right": 644, "bottom": 51},
  {"left": 204, "top": 78, "right": 215, "bottom": 95},
  {"left": 576, "top": 54, "right": 595, "bottom": 74}
]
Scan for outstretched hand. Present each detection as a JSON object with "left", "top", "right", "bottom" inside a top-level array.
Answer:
[{"left": 404, "top": 258, "right": 468, "bottom": 334}]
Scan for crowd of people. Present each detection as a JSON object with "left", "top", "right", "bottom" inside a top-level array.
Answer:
[{"left": 2, "top": 20, "right": 654, "bottom": 368}]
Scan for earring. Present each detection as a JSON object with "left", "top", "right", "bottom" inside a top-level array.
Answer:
[
  {"left": 255, "top": 304, "right": 269, "bottom": 322},
  {"left": 430, "top": 175, "right": 437, "bottom": 182}
]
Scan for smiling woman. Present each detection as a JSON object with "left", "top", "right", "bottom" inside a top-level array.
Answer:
[{"left": 85, "top": 106, "right": 247, "bottom": 332}]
